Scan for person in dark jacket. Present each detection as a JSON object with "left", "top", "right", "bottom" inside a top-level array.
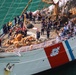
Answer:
[
  {"left": 3, "top": 24, "right": 8, "bottom": 34},
  {"left": 46, "top": 28, "right": 50, "bottom": 39},
  {"left": 36, "top": 29, "right": 40, "bottom": 40},
  {"left": 8, "top": 29, "right": 12, "bottom": 38},
  {"left": 29, "top": 11, "right": 32, "bottom": 21},
  {"left": 41, "top": 26, "right": 44, "bottom": 35},
  {"left": 14, "top": 17, "right": 17, "bottom": 25}
]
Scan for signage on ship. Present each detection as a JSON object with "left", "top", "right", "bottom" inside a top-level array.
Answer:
[{"left": 50, "top": 47, "right": 60, "bottom": 57}]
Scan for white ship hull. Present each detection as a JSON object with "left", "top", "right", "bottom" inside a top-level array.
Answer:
[{"left": 0, "top": 36, "right": 76, "bottom": 75}]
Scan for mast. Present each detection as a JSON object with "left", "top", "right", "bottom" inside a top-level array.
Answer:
[{"left": 42, "top": 0, "right": 60, "bottom": 19}]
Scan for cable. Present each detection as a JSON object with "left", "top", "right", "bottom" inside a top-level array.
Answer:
[
  {"left": 0, "top": 0, "right": 6, "bottom": 29},
  {"left": 21, "top": 0, "right": 32, "bottom": 15},
  {"left": 0, "top": 0, "right": 6, "bottom": 9},
  {"left": 0, "top": 0, "right": 50, "bottom": 30},
  {"left": 26, "top": 0, "right": 50, "bottom": 11},
  {"left": 1, "top": 0, "right": 14, "bottom": 26},
  {"left": 9, "top": 0, "right": 22, "bottom": 21}
]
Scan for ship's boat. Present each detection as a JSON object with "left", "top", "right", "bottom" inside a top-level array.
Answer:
[{"left": 0, "top": 35, "right": 76, "bottom": 75}]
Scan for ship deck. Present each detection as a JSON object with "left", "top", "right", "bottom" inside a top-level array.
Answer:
[{"left": 0, "top": 20, "right": 58, "bottom": 53}]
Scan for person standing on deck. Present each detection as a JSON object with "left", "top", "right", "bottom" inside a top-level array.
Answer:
[
  {"left": 36, "top": 29, "right": 40, "bottom": 40},
  {"left": 46, "top": 28, "right": 50, "bottom": 39},
  {"left": 41, "top": 27, "right": 44, "bottom": 35},
  {"left": 22, "top": 26, "right": 27, "bottom": 37}
]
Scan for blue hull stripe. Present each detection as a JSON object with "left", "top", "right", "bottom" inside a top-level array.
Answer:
[{"left": 65, "top": 40, "right": 75, "bottom": 60}]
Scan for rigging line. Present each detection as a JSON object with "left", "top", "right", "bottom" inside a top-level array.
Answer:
[
  {"left": 13, "top": 2, "right": 27, "bottom": 4},
  {"left": 0, "top": 0, "right": 7, "bottom": 29},
  {"left": 42, "top": 0, "right": 50, "bottom": 9},
  {"left": 21, "top": 0, "right": 32, "bottom": 15},
  {"left": 38, "top": 0, "right": 45, "bottom": 10},
  {"left": 9, "top": 0, "right": 23, "bottom": 21},
  {"left": 28, "top": 0, "right": 41, "bottom": 11},
  {"left": 0, "top": 0, "right": 6, "bottom": 9},
  {"left": 43, "top": 1, "right": 48, "bottom": 9},
  {"left": 31, "top": 0, "right": 40, "bottom": 4},
  {"left": 1, "top": 0, "right": 14, "bottom": 26},
  {"left": 28, "top": 0, "right": 33, "bottom": 11},
  {"left": 37, "top": 0, "right": 42, "bottom": 10}
]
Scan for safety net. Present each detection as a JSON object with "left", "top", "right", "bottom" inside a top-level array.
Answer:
[{"left": 0, "top": 0, "right": 50, "bottom": 30}]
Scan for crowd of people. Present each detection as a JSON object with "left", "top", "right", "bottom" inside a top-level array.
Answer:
[
  {"left": 0, "top": 4, "right": 76, "bottom": 49},
  {"left": 24, "top": 9, "right": 76, "bottom": 43}
]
